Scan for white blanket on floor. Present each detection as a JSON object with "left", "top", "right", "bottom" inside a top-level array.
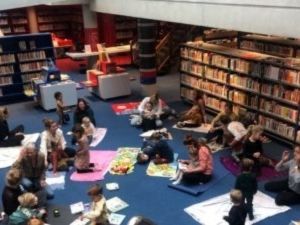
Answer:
[
  {"left": 185, "top": 191, "right": 290, "bottom": 225},
  {"left": 172, "top": 124, "right": 212, "bottom": 133},
  {"left": 90, "top": 128, "right": 107, "bottom": 147},
  {"left": 0, "top": 133, "right": 40, "bottom": 169}
]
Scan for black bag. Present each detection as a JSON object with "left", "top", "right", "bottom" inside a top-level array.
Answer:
[{"left": 63, "top": 113, "right": 70, "bottom": 122}]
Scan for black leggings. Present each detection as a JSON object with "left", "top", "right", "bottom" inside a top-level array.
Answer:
[
  {"left": 264, "top": 179, "right": 300, "bottom": 206},
  {"left": 0, "top": 125, "right": 24, "bottom": 147},
  {"left": 182, "top": 172, "right": 212, "bottom": 185},
  {"left": 76, "top": 163, "right": 95, "bottom": 173}
]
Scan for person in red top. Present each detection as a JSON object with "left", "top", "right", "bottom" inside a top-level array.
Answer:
[{"left": 173, "top": 136, "right": 213, "bottom": 185}]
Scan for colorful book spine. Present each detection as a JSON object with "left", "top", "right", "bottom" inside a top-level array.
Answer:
[
  {"left": 0, "top": 54, "right": 15, "bottom": 65},
  {"left": 204, "top": 67, "right": 227, "bottom": 83},
  {"left": 229, "top": 90, "right": 257, "bottom": 107},
  {"left": 17, "top": 51, "right": 46, "bottom": 62},
  {"left": 229, "top": 74, "right": 260, "bottom": 91}
]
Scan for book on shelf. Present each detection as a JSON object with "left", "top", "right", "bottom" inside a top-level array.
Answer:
[
  {"left": 181, "top": 86, "right": 196, "bottom": 101},
  {"left": 22, "top": 72, "right": 42, "bottom": 83},
  {"left": 0, "top": 45, "right": 2, "bottom": 53},
  {"left": 181, "top": 60, "right": 204, "bottom": 77},
  {"left": 282, "top": 69, "right": 300, "bottom": 85},
  {"left": 206, "top": 96, "right": 226, "bottom": 111},
  {"left": 230, "top": 58, "right": 251, "bottom": 73}
]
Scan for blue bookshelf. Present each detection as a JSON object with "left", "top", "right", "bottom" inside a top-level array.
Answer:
[{"left": 0, "top": 33, "right": 55, "bottom": 103}]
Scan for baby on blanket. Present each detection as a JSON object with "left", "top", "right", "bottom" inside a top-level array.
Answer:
[{"left": 137, "top": 132, "right": 174, "bottom": 165}]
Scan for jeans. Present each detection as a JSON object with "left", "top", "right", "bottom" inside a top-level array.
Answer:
[{"left": 21, "top": 178, "right": 54, "bottom": 200}]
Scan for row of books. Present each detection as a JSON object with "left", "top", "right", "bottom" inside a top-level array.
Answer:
[
  {"left": 38, "top": 16, "right": 70, "bottom": 23},
  {"left": 0, "top": 76, "right": 12, "bottom": 86},
  {"left": 12, "top": 18, "right": 27, "bottom": 24},
  {"left": 13, "top": 26, "right": 26, "bottom": 33},
  {"left": 240, "top": 40, "right": 264, "bottom": 52},
  {"left": 260, "top": 99, "right": 298, "bottom": 122},
  {"left": 240, "top": 40, "right": 294, "bottom": 58},
  {"left": 17, "top": 51, "right": 46, "bottom": 62},
  {"left": 39, "top": 24, "right": 69, "bottom": 31},
  {"left": 180, "top": 86, "right": 195, "bottom": 101},
  {"left": 206, "top": 96, "right": 226, "bottom": 112},
  {"left": 181, "top": 47, "right": 202, "bottom": 62},
  {"left": 0, "top": 65, "right": 14, "bottom": 75},
  {"left": 261, "top": 84, "right": 300, "bottom": 104},
  {"left": 211, "top": 54, "right": 230, "bottom": 69},
  {"left": 18, "top": 40, "right": 36, "bottom": 51},
  {"left": 258, "top": 115, "right": 295, "bottom": 140},
  {"left": 22, "top": 72, "right": 42, "bottom": 83},
  {"left": 182, "top": 74, "right": 228, "bottom": 98},
  {"left": 116, "top": 31, "right": 134, "bottom": 39},
  {"left": 229, "top": 90, "right": 258, "bottom": 107},
  {"left": 0, "top": 54, "right": 15, "bottom": 65},
  {"left": 115, "top": 21, "right": 136, "bottom": 30},
  {"left": 229, "top": 74, "right": 260, "bottom": 92},
  {"left": 0, "top": 18, "right": 8, "bottom": 25},
  {"left": 20, "top": 61, "right": 47, "bottom": 73},
  {"left": 282, "top": 69, "right": 300, "bottom": 85},
  {"left": 205, "top": 67, "right": 227, "bottom": 83},
  {"left": 181, "top": 60, "right": 203, "bottom": 77},
  {"left": 1, "top": 27, "right": 11, "bottom": 34},
  {"left": 181, "top": 47, "right": 262, "bottom": 75}
]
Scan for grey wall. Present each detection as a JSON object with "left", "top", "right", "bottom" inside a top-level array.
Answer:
[{"left": 90, "top": 0, "right": 300, "bottom": 38}]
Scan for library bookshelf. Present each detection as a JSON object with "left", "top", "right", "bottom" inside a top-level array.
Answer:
[
  {"left": 239, "top": 34, "right": 300, "bottom": 58},
  {"left": 0, "top": 8, "right": 29, "bottom": 36},
  {"left": 0, "top": 33, "right": 54, "bottom": 103},
  {"left": 180, "top": 41, "right": 300, "bottom": 144}
]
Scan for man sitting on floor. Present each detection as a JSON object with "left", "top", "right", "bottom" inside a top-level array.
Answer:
[{"left": 137, "top": 132, "right": 174, "bottom": 164}]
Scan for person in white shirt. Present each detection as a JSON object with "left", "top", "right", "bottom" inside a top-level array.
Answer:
[
  {"left": 219, "top": 115, "right": 247, "bottom": 161},
  {"left": 40, "top": 118, "right": 75, "bottom": 171}
]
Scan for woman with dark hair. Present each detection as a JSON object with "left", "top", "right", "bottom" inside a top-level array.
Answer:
[
  {"left": 173, "top": 135, "right": 213, "bottom": 185},
  {"left": 73, "top": 98, "right": 96, "bottom": 126},
  {"left": 0, "top": 107, "right": 24, "bottom": 147}
]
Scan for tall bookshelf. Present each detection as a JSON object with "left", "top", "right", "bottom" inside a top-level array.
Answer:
[
  {"left": 115, "top": 16, "right": 137, "bottom": 45},
  {"left": 239, "top": 34, "right": 300, "bottom": 58},
  {"left": 36, "top": 5, "right": 83, "bottom": 41},
  {"left": 0, "top": 33, "right": 54, "bottom": 102},
  {"left": 0, "top": 8, "right": 29, "bottom": 35},
  {"left": 180, "top": 42, "right": 300, "bottom": 144}
]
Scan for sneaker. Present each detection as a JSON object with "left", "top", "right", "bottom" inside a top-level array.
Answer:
[
  {"left": 169, "top": 176, "right": 177, "bottom": 181},
  {"left": 172, "top": 180, "right": 181, "bottom": 185}
]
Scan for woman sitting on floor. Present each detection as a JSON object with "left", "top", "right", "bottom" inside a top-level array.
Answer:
[
  {"left": 176, "top": 105, "right": 202, "bottom": 128},
  {"left": 242, "top": 125, "right": 273, "bottom": 175},
  {"left": 0, "top": 107, "right": 24, "bottom": 147},
  {"left": 172, "top": 135, "right": 213, "bottom": 185},
  {"left": 72, "top": 125, "right": 98, "bottom": 173},
  {"left": 264, "top": 146, "right": 300, "bottom": 206}
]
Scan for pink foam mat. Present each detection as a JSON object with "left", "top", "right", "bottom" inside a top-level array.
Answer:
[{"left": 70, "top": 150, "right": 117, "bottom": 182}]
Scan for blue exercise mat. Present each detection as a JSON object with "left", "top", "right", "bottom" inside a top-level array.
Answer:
[{"left": 168, "top": 154, "right": 229, "bottom": 196}]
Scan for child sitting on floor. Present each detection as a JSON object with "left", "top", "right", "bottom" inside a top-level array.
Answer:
[
  {"left": 235, "top": 158, "right": 257, "bottom": 220},
  {"left": 81, "top": 117, "right": 95, "bottom": 144},
  {"left": 9, "top": 193, "right": 46, "bottom": 225},
  {"left": 223, "top": 189, "right": 247, "bottom": 225},
  {"left": 72, "top": 125, "right": 98, "bottom": 173},
  {"left": 81, "top": 184, "right": 109, "bottom": 225},
  {"left": 137, "top": 132, "right": 174, "bottom": 164},
  {"left": 141, "top": 102, "right": 157, "bottom": 132}
]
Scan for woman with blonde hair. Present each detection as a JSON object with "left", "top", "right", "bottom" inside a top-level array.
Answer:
[
  {"left": 242, "top": 125, "right": 273, "bottom": 175},
  {"left": 0, "top": 107, "right": 24, "bottom": 147}
]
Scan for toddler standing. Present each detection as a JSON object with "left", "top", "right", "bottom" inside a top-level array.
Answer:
[{"left": 235, "top": 158, "right": 257, "bottom": 220}]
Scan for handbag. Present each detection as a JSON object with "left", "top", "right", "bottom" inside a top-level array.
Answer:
[{"left": 63, "top": 112, "right": 70, "bottom": 122}]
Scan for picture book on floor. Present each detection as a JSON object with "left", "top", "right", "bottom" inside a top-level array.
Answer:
[
  {"left": 106, "top": 197, "right": 129, "bottom": 213},
  {"left": 109, "top": 213, "right": 126, "bottom": 225},
  {"left": 70, "top": 202, "right": 85, "bottom": 214}
]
